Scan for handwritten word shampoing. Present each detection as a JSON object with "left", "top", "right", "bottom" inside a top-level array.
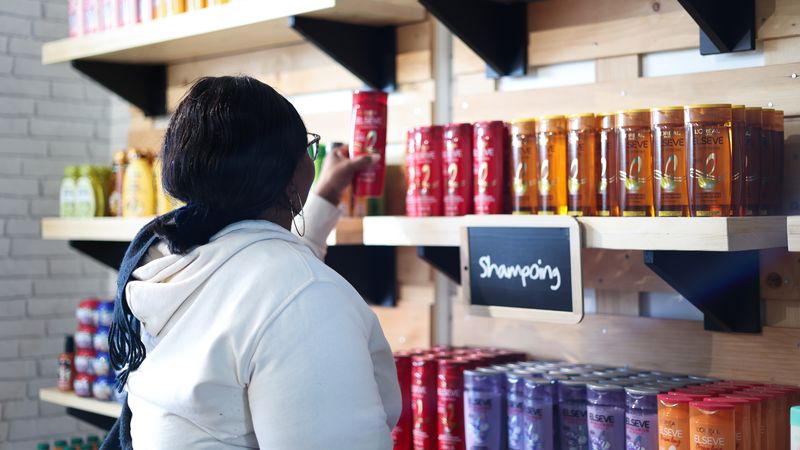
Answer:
[{"left": 478, "top": 255, "right": 561, "bottom": 291}]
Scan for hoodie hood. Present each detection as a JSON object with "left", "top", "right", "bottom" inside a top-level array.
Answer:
[{"left": 126, "top": 220, "right": 301, "bottom": 338}]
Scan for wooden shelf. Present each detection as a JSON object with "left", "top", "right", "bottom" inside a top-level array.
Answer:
[
  {"left": 41, "top": 217, "right": 362, "bottom": 246},
  {"left": 41, "top": 0, "right": 425, "bottom": 65},
  {"left": 40, "top": 387, "right": 121, "bottom": 418},
  {"left": 42, "top": 217, "right": 152, "bottom": 242},
  {"left": 363, "top": 215, "right": 788, "bottom": 251},
  {"left": 787, "top": 216, "right": 800, "bottom": 251},
  {"left": 42, "top": 215, "right": 787, "bottom": 251}
]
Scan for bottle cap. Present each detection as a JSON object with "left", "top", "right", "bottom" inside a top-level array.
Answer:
[
  {"left": 36, "top": 443, "right": 49, "bottom": 450},
  {"left": 792, "top": 406, "right": 800, "bottom": 427},
  {"left": 78, "top": 165, "right": 93, "bottom": 177},
  {"left": 64, "top": 166, "right": 78, "bottom": 177},
  {"left": 112, "top": 150, "right": 127, "bottom": 165},
  {"left": 64, "top": 335, "right": 74, "bottom": 353}
]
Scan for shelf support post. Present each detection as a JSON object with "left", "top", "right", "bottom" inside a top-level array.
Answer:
[
  {"left": 677, "top": 0, "right": 756, "bottom": 55},
  {"left": 72, "top": 61, "right": 166, "bottom": 117},
  {"left": 418, "top": 0, "right": 528, "bottom": 78},
  {"left": 289, "top": 16, "right": 396, "bottom": 92},
  {"left": 644, "top": 250, "right": 762, "bottom": 333}
]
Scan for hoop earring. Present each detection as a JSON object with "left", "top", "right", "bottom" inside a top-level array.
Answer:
[{"left": 289, "top": 186, "right": 306, "bottom": 237}]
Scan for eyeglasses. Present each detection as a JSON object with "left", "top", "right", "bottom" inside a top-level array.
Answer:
[{"left": 307, "top": 133, "right": 321, "bottom": 161}]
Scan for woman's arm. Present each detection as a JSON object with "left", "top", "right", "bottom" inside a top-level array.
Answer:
[
  {"left": 296, "top": 192, "right": 341, "bottom": 260},
  {"left": 247, "top": 280, "right": 397, "bottom": 449},
  {"left": 297, "top": 144, "right": 380, "bottom": 260}
]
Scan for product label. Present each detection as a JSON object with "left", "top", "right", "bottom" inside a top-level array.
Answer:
[
  {"left": 523, "top": 401, "right": 554, "bottom": 450},
  {"left": 689, "top": 125, "right": 732, "bottom": 215},
  {"left": 351, "top": 101, "right": 387, "bottom": 197},
  {"left": 658, "top": 418, "right": 688, "bottom": 450},
  {"left": 619, "top": 128, "right": 652, "bottom": 213},
  {"left": 511, "top": 133, "right": 534, "bottom": 213},
  {"left": 537, "top": 133, "right": 566, "bottom": 213},
  {"left": 625, "top": 412, "right": 657, "bottom": 450},
  {"left": 444, "top": 129, "right": 471, "bottom": 216},
  {"left": 691, "top": 427, "right": 727, "bottom": 450},
  {"left": 473, "top": 130, "right": 502, "bottom": 215},
  {"left": 597, "top": 130, "right": 617, "bottom": 215},
  {"left": 654, "top": 127, "right": 687, "bottom": 212},
  {"left": 507, "top": 395, "right": 525, "bottom": 449},
  {"left": 437, "top": 382, "right": 465, "bottom": 450},
  {"left": 75, "top": 179, "right": 96, "bottom": 218},
  {"left": 587, "top": 405, "right": 625, "bottom": 450},
  {"left": 567, "top": 130, "right": 594, "bottom": 214},
  {"left": 464, "top": 392, "right": 502, "bottom": 449},
  {"left": 742, "top": 125, "right": 761, "bottom": 214},
  {"left": 560, "top": 406, "right": 589, "bottom": 450},
  {"left": 415, "top": 140, "right": 442, "bottom": 216},
  {"left": 411, "top": 372, "right": 436, "bottom": 450},
  {"left": 57, "top": 359, "right": 72, "bottom": 390}
]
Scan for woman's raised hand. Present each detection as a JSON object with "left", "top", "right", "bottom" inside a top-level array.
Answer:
[{"left": 314, "top": 144, "right": 380, "bottom": 205}]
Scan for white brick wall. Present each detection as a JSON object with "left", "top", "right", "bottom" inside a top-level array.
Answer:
[{"left": 0, "top": 1, "right": 126, "bottom": 448}]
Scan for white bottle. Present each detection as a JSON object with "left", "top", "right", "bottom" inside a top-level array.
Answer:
[
  {"left": 74, "top": 165, "right": 97, "bottom": 218},
  {"left": 59, "top": 166, "right": 78, "bottom": 217},
  {"left": 792, "top": 406, "right": 800, "bottom": 450}
]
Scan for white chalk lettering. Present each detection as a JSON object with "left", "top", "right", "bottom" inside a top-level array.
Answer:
[{"left": 478, "top": 255, "right": 561, "bottom": 291}]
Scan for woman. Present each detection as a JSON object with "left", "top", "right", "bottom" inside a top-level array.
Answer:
[{"left": 104, "top": 76, "right": 401, "bottom": 449}]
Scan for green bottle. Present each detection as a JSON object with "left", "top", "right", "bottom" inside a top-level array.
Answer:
[
  {"left": 87, "top": 435, "right": 100, "bottom": 449},
  {"left": 59, "top": 166, "right": 78, "bottom": 217},
  {"left": 91, "top": 166, "right": 108, "bottom": 217},
  {"left": 313, "top": 143, "right": 327, "bottom": 185}
]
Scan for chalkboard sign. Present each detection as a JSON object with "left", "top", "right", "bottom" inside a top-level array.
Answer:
[{"left": 460, "top": 215, "right": 583, "bottom": 324}]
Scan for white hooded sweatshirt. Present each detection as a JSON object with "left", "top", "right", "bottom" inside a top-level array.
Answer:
[{"left": 124, "top": 193, "right": 401, "bottom": 449}]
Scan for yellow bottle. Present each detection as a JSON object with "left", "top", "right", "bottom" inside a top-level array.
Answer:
[
  {"left": 122, "top": 149, "right": 156, "bottom": 217},
  {"left": 596, "top": 113, "right": 618, "bottom": 216},
  {"left": 652, "top": 107, "right": 688, "bottom": 217},
  {"left": 109, "top": 151, "right": 126, "bottom": 217},
  {"left": 686, "top": 104, "right": 733, "bottom": 217},
  {"left": 186, "top": 0, "right": 206, "bottom": 10},
  {"left": 509, "top": 119, "right": 537, "bottom": 214},
  {"left": 617, "top": 109, "right": 654, "bottom": 217},
  {"left": 536, "top": 115, "right": 567, "bottom": 215},
  {"left": 566, "top": 113, "right": 597, "bottom": 216},
  {"left": 153, "top": 157, "right": 178, "bottom": 215}
]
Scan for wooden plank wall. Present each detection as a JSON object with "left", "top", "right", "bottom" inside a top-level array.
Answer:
[{"left": 450, "top": 0, "right": 800, "bottom": 379}]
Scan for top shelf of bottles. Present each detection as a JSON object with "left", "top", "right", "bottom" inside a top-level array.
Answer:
[
  {"left": 41, "top": 0, "right": 425, "bottom": 65},
  {"left": 42, "top": 215, "right": 789, "bottom": 252}
]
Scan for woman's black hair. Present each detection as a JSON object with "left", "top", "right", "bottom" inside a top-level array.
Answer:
[
  {"left": 154, "top": 75, "right": 308, "bottom": 254},
  {"left": 109, "top": 76, "right": 307, "bottom": 389}
]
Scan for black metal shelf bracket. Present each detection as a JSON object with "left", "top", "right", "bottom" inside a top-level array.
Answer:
[
  {"left": 417, "top": 246, "right": 461, "bottom": 284},
  {"left": 72, "top": 60, "right": 166, "bottom": 117},
  {"left": 418, "top": 0, "right": 528, "bottom": 78},
  {"left": 66, "top": 407, "right": 117, "bottom": 430},
  {"left": 644, "top": 250, "right": 762, "bottom": 333},
  {"left": 677, "top": 0, "right": 756, "bottom": 55},
  {"left": 289, "top": 16, "right": 396, "bottom": 92},
  {"left": 70, "top": 240, "right": 129, "bottom": 270}
]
